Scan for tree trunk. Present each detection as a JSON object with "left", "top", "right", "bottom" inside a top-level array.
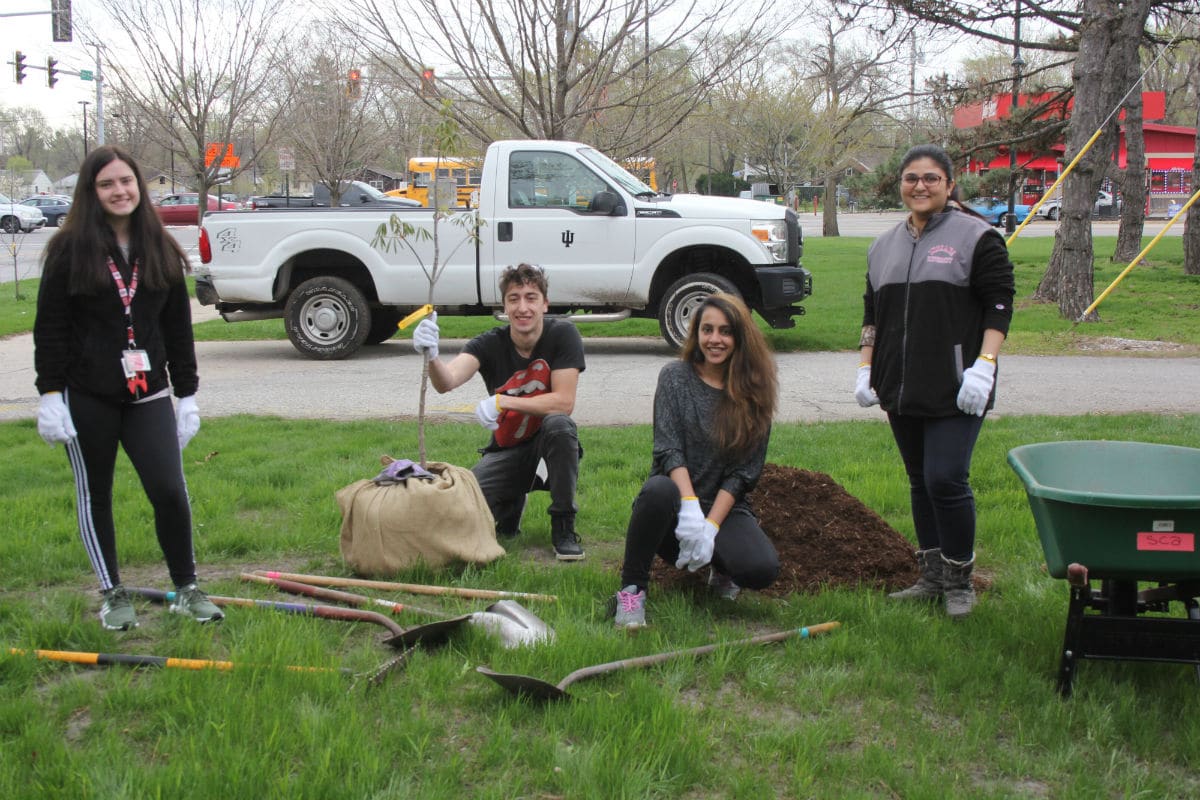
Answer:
[
  {"left": 1113, "top": 88, "right": 1146, "bottom": 262},
  {"left": 1185, "top": 96, "right": 1200, "bottom": 276},
  {"left": 821, "top": 175, "right": 840, "bottom": 237},
  {"left": 1035, "top": 0, "right": 1153, "bottom": 319}
]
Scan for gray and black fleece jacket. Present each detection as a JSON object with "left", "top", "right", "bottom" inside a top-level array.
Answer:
[
  {"left": 863, "top": 208, "right": 1015, "bottom": 417},
  {"left": 34, "top": 251, "right": 198, "bottom": 403}
]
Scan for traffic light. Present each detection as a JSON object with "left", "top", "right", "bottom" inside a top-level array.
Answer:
[
  {"left": 51, "top": 0, "right": 73, "bottom": 42},
  {"left": 347, "top": 68, "right": 362, "bottom": 99},
  {"left": 47, "top": 57, "right": 59, "bottom": 89},
  {"left": 420, "top": 67, "right": 436, "bottom": 98},
  {"left": 14, "top": 51, "right": 26, "bottom": 84}
]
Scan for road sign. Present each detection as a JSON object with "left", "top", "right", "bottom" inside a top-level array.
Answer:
[
  {"left": 277, "top": 147, "right": 294, "bottom": 171},
  {"left": 79, "top": 68, "right": 92, "bottom": 80}
]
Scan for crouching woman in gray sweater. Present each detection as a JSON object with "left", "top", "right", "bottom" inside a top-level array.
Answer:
[{"left": 612, "top": 293, "right": 779, "bottom": 630}]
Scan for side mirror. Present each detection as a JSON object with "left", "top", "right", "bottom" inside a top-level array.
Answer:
[{"left": 589, "top": 191, "right": 626, "bottom": 216}]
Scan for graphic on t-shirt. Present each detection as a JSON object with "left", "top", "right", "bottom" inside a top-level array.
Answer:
[{"left": 495, "top": 359, "right": 550, "bottom": 447}]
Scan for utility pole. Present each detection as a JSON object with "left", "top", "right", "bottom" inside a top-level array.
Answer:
[
  {"left": 79, "top": 100, "right": 90, "bottom": 154},
  {"left": 1006, "top": 0, "right": 1024, "bottom": 234}
]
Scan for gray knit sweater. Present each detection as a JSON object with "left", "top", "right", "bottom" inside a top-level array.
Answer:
[{"left": 650, "top": 360, "right": 769, "bottom": 512}]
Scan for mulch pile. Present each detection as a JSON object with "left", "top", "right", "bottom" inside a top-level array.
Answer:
[{"left": 651, "top": 463, "right": 920, "bottom": 596}]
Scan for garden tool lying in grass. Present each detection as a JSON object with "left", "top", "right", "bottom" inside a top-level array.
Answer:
[
  {"left": 477, "top": 621, "right": 841, "bottom": 702},
  {"left": 251, "top": 569, "right": 558, "bottom": 603},
  {"left": 8, "top": 646, "right": 351, "bottom": 676},
  {"left": 242, "top": 573, "right": 554, "bottom": 649}
]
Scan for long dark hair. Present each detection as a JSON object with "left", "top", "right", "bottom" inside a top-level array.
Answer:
[
  {"left": 900, "top": 143, "right": 988, "bottom": 222},
  {"left": 44, "top": 144, "right": 189, "bottom": 294},
  {"left": 680, "top": 293, "right": 777, "bottom": 457}
]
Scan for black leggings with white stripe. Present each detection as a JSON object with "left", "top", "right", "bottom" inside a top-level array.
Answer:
[{"left": 64, "top": 389, "right": 196, "bottom": 591}]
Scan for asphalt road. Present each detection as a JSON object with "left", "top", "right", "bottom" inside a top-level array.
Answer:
[{"left": 3, "top": 324, "right": 1199, "bottom": 426}]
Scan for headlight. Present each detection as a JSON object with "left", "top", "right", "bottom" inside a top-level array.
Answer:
[{"left": 751, "top": 219, "right": 788, "bottom": 263}]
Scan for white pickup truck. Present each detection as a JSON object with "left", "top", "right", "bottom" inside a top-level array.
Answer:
[{"left": 195, "top": 139, "right": 811, "bottom": 359}]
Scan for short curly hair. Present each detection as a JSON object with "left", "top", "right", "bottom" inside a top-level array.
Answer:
[{"left": 499, "top": 263, "right": 549, "bottom": 298}]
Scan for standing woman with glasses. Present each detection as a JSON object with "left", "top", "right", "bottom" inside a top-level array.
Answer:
[
  {"left": 854, "top": 143, "right": 1015, "bottom": 619},
  {"left": 34, "top": 144, "right": 223, "bottom": 631}
]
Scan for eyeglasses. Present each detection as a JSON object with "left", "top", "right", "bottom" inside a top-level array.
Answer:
[{"left": 901, "top": 173, "right": 945, "bottom": 187}]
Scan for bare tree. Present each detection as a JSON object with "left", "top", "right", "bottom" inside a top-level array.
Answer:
[
  {"left": 88, "top": 0, "right": 294, "bottom": 225},
  {"left": 280, "top": 37, "right": 399, "bottom": 204},
  {"left": 340, "top": 0, "right": 795, "bottom": 157},
  {"left": 1186, "top": 95, "right": 1200, "bottom": 275},
  {"left": 1113, "top": 86, "right": 1147, "bottom": 262}
]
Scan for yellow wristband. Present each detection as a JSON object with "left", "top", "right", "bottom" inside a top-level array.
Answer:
[
  {"left": 681, "top": 496, "right": 698, "bottom": 502},
  {"left": 978, "top": 353, "right": 997, "bottom": 364},
  {"left": 705, "top": 518, "right": 720, "bottom": 531},
  {"left": 858, "top": 362, "right": 870, "bottom": 368},
  {"left": 494, "top": 394, "right": 502, "bottom": 412}
]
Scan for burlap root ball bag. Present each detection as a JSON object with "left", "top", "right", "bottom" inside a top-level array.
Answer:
[{"left": 337, "top": 461, "right": 504, "bottom": 575}]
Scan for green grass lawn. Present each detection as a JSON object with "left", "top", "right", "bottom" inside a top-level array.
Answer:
[
  {"left": 4, "top": 236, "right": 1197, "bottom": 353},
  {"left": 3, "top": 414, "right": 1200, "bottom": 798}
]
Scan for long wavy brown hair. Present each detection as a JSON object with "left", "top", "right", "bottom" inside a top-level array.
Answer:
[
  {"left": 680, "top": 293, "right": 778, "bottom": 457},
  {"left": 43, "top": 144, "right": 189, "bottom": 295}
]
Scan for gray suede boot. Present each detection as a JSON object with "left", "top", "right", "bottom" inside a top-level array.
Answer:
[
  {"left": 887, "top": 548, "right": 944, "bottom": 601},
  {"left": 941, "top": 553, "right": 976, "bottom": 619}
]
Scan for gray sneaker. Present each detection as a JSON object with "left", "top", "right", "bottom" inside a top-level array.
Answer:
[
  {"left": 100, "top": 585, "right": 138, "bottom": 631},
  {"left": 613, "top": 585, "right": 646, "bottom": 630},
  {"left": 707, "top": 568, "right": 740, "bottom": 601},
  {"left": 169, "top": 583, "right": 224, "bottom": 623}
]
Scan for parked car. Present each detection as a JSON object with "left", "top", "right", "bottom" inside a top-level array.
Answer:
[
  {"left": 964, "top": 196, "right": 1032, "bottom": 226},
  {"left": 1037, "top": 190, "right": 1117, "bottom": 220},
  {"left": 21, "top": 194, "right": 72, "bottom": 227},
  {"left": 248, "top": 180, "right": 421, "bottom": 209},
  {"left": 0, "top": 192, "right": 46, "bottom": 233},
  {"left": 154, "top": 193, "right": 240, "bottom": 225}
]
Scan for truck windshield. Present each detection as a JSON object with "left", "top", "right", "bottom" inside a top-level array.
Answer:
[{"left": 577, "top": 148, "right": 655, "bottom": 195}]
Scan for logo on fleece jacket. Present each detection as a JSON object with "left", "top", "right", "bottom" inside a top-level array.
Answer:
[{"left": 495, "top": 359, "right": 550, "bottom": 447}]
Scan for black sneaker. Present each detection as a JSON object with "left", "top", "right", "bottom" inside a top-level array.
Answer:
[{"left": 553, "top": 532, "right": 584, "bottom": 561}]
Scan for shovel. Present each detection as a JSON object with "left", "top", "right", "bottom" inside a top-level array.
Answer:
[
  {"left": 477, "top": 621, "right": 840, "bottom": 701},
  {"left": 243, "top": 573, "right": 554, "bottom": 649}
]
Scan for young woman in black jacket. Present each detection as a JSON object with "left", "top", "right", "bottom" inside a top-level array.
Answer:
[
  {"left": 855, "top": 144, "right": 1016, "bottom": 619},
  {"left": 34, "top": 145, "right": 222, "bottom": 631}
]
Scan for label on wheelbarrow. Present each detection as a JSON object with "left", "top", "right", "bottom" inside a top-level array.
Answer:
[{"left": 1136, "top": 532, "right": 1194, "bottom": 552}]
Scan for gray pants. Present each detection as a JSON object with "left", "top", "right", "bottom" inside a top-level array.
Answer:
[{"left": 471, "top": 413, "right": 582, "bottom": 534}]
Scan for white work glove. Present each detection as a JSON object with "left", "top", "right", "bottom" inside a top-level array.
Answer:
[
  {"left": 412, "top": 312, "right": 440, "bottom": 360},
  {"left": 674, "top": 498, "right": 717, "bottom": 572},
  {"left": 176, "top": 395, "right": 201, "bottom": 450},
  {"left": 956, "top": 357, "right": 996, "bottom": 417},
  {"left": 475, "top": 394, "right": 501, "bottom": 430},
  {"left": 37, "top": 392, "right": 77, "bottom": 446},
  {"left": 854, "top": 364, "right": 879, "bottom": 407}
]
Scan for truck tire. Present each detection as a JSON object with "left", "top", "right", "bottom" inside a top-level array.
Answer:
[
  {"left": 364, "top": 309, "right": 404, "bottom": 345},
  {"left": 658, "top": 272, "right": 740, "bottom": 350},
  {"left": 285, "top": 277, "right": 371, "bottom": 360}
]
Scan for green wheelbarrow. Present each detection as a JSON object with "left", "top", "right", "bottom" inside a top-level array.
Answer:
[{"left": 1008, "top": 440, "right": 1200, "bottom": 696}]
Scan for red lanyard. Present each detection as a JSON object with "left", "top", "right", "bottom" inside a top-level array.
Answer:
[
  {"left": 108, "top": 257, "right": 147, "bottom": 395},
  {"left": 107, "top": 257, "right": 139, "bottom": 349}
]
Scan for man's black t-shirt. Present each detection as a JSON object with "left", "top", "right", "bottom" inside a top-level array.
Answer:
[{"left": 463, "top": 318, "right": 586, "bottom": 448}]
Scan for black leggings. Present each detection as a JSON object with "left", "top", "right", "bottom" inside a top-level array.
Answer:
[
  {"left": 886, "top": 411, "right": 985, "bottom": 561},
  {"left": 620, "top": 475, "right": 779, "bottom": 593},
  {"left": 64, "top": 389, "right": 196, "bottom": 591}
]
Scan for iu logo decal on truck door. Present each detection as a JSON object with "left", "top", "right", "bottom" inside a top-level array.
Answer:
[{"left": 561, "top": 230, "right": 575, "bottom": 248}]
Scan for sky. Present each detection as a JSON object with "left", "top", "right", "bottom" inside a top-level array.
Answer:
[{"left": 2, "top": 1, "right": 108, "bottom": 132}]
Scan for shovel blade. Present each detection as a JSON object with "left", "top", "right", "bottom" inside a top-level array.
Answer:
[
  {"left": 476, "top": 665, "right": 569, "bottom": 701},
  {"left": 469, "top": 600, "right": 554, "bottom": 648},
  {"left": 381, "top": 614, "right": 474, "bottom": 650}
]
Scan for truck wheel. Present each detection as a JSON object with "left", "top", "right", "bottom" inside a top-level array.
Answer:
[
  {"left": 658, "top": 272, "right": 740, "bottom": 350},
  {"left": 285, "top": 277, "right": 371, "bottom": 360},
  {"left": 364, "top": 309, "right": 404, "bottom": 345}
]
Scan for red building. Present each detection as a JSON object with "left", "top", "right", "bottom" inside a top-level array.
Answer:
[{"left": 953, "top": 91, "right": 1195, "bottom": 216}]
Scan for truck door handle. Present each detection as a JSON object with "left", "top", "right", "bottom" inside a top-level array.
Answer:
[{"left": 498, "top": 221, "right": 513, "bottom": 242}]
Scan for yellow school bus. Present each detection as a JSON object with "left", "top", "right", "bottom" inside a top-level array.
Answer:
[
  {"left": 389, "top": 156, "right": 483, "bottom": 208},
  {"left": 622, "top": 157, "right": 658, "bottom": 192}
]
